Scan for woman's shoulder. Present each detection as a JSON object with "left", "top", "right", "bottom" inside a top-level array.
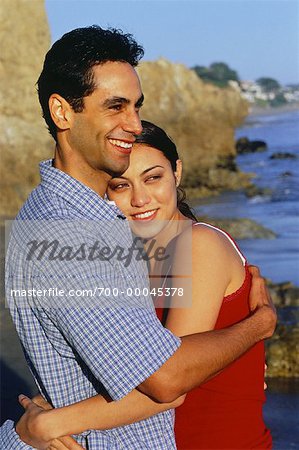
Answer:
[
  {"left": 193, "top": 222, "right": 246, "bottom": 267},
  {"left": 176, "top": 221, "right": 245, "bottom": 266},
  {"left": 194, "top": 222, "right": 231, "bottom": 258},
  {"left": 192, "top": 221, "right": 231, "bottom": 250},
  {"left": 175, "top": 220, "right": 224, "bottom": 245}
]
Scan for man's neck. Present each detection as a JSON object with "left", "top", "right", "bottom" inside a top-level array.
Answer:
[{"left": 53, "top": 145, "right": 110, "bottom": 197}]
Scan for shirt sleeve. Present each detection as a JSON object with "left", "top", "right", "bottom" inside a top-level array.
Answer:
[
  {"left": 29, "top": 266, "right": 181, "bottom": 401},
  {"left": 54, "top": 304, "right": 181, "bottom": 400},
  {"left": 11, "top": 219, "right": 181, "bottom": 401},
  {"left": 0, "top": 420, "right": 34, "bottom": 450}
]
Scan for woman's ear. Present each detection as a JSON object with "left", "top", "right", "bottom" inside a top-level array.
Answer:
[
  {"left": 48, "top": 94, "right": 73, "bottom": 132},
  {"left": 174, "top": 159, "right": 182, "bottom": 187}
]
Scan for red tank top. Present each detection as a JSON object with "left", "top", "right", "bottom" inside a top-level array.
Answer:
[{"left": 155, "top": 224, "right": 272, "bottom": 449}]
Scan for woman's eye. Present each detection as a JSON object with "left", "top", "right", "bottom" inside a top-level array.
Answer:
[
  {"left": 111, "top": 183, "right": 128, "bottom": 191},
  {"left": 145, "top": 175, "right": 161, "bottom": 182}
]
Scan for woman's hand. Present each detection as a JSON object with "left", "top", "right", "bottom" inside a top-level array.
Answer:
[
  {"left": 46, "top": 436, "right": 85, "bottom": 450},
  {"left": 16, "top": 394, "right": 84, "bottom": 450},
  {"left": 30, "top": 394, "right": 53, "bottom": 410}
]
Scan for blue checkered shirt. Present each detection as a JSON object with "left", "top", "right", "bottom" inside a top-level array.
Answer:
[{"left": 1, "top": 159, "right": 181, "bottom": 449}]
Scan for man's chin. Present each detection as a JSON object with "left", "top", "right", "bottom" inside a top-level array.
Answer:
[{"left": 105, "top": 162, "right": 130, "bottom": 178}]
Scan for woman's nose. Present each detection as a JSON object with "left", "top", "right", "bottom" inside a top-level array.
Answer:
[{"left": 131, "top": 186, "right": 151, "bottom": 208}]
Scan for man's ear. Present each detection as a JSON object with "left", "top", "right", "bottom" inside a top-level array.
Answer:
[
  {"left": 49, "top": 94, "right": 73, "bottom": 131},
  {"left": 174, "top": 159, "right": 183, "bottom": 187}
]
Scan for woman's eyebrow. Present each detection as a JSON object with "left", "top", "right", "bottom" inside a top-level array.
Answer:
[
  {"left": 110, "top": 166, "right": 164, "bottom": 182},
  {"left": 141, "top": 165, "right": 164, "bottom": 175}
]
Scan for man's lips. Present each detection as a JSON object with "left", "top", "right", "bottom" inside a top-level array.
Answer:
[
  {"left": 131, "top": 209, "right": 158, "bottom": 221},
  {"left": 108, "top": 138, "right": 134, "bottom": 154}
]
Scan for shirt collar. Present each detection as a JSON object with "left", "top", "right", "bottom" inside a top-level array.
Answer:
[{"left": 39, "top": 159, "right": 126, "bottom": 221}]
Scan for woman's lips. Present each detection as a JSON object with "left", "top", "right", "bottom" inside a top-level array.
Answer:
[{"left": 131, "top": 209, "right": 158, "bottom": 221}]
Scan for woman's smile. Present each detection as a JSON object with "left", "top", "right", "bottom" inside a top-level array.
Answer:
[{"left": 131, "top": 209, "right": 159, "bottom": 221}]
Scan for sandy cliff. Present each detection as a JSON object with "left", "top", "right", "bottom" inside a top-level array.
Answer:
[
  {"left": 137, "top": 59, "right": 250, "bottom": 196},
  {"left": 0, "top": 0, "right": 51, "bottom": 217},
  {"left": 0, "top": 3, "right": 249, "bottom": 217}
]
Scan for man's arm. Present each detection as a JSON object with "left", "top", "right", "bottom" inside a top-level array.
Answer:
[
  {"left": 138, "top": 266, "right": 276, "bottom": 402},
  {"left": 30, "top": 249, "right": 275, "bottom": 407}
]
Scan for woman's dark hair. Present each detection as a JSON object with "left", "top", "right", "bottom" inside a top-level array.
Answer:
[
  {"left": 37, "top": 25, "right": 144, "bottom": 141},
  {"left": 135, "top": 120, "right": 197, "bottom": 221}
]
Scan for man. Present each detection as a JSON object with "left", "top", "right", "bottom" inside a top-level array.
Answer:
[{"left": 1, "top": 26, "right": 276, "bottom": 449}]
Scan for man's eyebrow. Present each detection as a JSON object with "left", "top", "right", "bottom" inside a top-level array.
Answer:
[
  {"left": 103, "top": 97, "right": 129, "bottom": 108},
  {"left": 103, "top": 93, "right": 144, "bottom": 109}
]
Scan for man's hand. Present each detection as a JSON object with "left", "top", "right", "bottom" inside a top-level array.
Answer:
[
  {"left": 16, "top": 394, "right": 83, "bottom": 450},
  {"left": 248, "top": 265, "right": 277, "bottom": 339},
  {"left": 264, "top": 363, "right": 268, "bottom": 390}
]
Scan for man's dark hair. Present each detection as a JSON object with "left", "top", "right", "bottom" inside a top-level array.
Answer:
[{"left": 37, "top": 25, "right": 144, "bottom": 140}]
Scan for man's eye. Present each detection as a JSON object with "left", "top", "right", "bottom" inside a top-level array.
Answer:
[
  {"left": 110, "top": 104, "right": 122, "bottom": 111},
  {"left": 136, "top": 101, "right": 144, "bottom": 111}
]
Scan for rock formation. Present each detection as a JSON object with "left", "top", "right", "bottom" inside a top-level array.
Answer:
[
  {"left": 265, "top": 280, "right": 299, "bottom": 377},
  {"left": 137, "top": 59, "right": 251, "bottom": 196},
  {"left": 266, "top": 326, "right": 299, "bottom": 377},
  {"left": 0, "top": 0, "right": 51, "bottom": 217},
  {"left": 236, "top": 137, "right": 267, "bottom": 154},
  {"left": 197, "top": 216, "right": 276, "bottom": 240}
]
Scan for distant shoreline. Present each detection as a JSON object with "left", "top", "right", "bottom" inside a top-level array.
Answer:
[{"left": 248, "top": 102, "right": 299, "bottom": 118}]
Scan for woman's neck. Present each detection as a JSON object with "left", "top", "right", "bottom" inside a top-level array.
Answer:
[{"left": 145, "top": 210, "right": 190, "bottom": 275}]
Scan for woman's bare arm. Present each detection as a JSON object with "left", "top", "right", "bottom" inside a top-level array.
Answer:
[
  {"left": 165, "top": 224, "right": 244, "bottom": 335},
  {"left": 16, "top": 386, "right": 184, "bottom": 446}
]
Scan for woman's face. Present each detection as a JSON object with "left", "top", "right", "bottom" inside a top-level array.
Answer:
[{"left": 107, "top": 144, "right": 182, "bottom": 238}]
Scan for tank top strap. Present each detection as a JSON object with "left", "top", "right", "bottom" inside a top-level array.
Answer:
[{"left": 193, "top": 222, "right": 247, "bottom": 266}]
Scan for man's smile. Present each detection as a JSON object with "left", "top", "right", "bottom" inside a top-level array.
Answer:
[{"left": 108, "top": 138, "right": 134, "bottom": 154}]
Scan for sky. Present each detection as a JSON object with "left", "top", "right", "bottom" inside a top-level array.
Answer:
[{"left": 45, "top": 0, "right": 299, "bottom": 85}]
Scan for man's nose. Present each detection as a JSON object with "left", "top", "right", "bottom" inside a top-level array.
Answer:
[
  {"left": 123, "top": 109, "right": 143, "bottom": 136},
  {"left": 131, "top": 185, "right": 151, "bottom": 208}
]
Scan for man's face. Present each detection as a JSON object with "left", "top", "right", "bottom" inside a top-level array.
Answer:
[{"left": 67, "top": 61, "right": 144, "bottom": 178}]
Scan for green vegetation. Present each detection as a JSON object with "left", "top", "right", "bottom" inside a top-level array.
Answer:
[
  {"left": 256, "top": 77, "right": 280, "bottom": 92},
  {"left": 255, "top": 98, "right": 269, "bottom": 107},
  {"left": 192, "top": 62, "right": 239, "bottom": 88},
  {"left": 255, "top": 77, "right": 287, "bottom": 106}
]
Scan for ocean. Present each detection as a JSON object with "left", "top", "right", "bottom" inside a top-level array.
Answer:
[
  {"left": 194, "top": 109, "right": 299, "bottom": 286},
  {"left": 194, "top": 109, "right": 299, "bottom": 450}
]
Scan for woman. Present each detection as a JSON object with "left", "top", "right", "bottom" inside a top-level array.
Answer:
[{"left": 17, "top": 121, "right": 272, "bottom": 449}]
